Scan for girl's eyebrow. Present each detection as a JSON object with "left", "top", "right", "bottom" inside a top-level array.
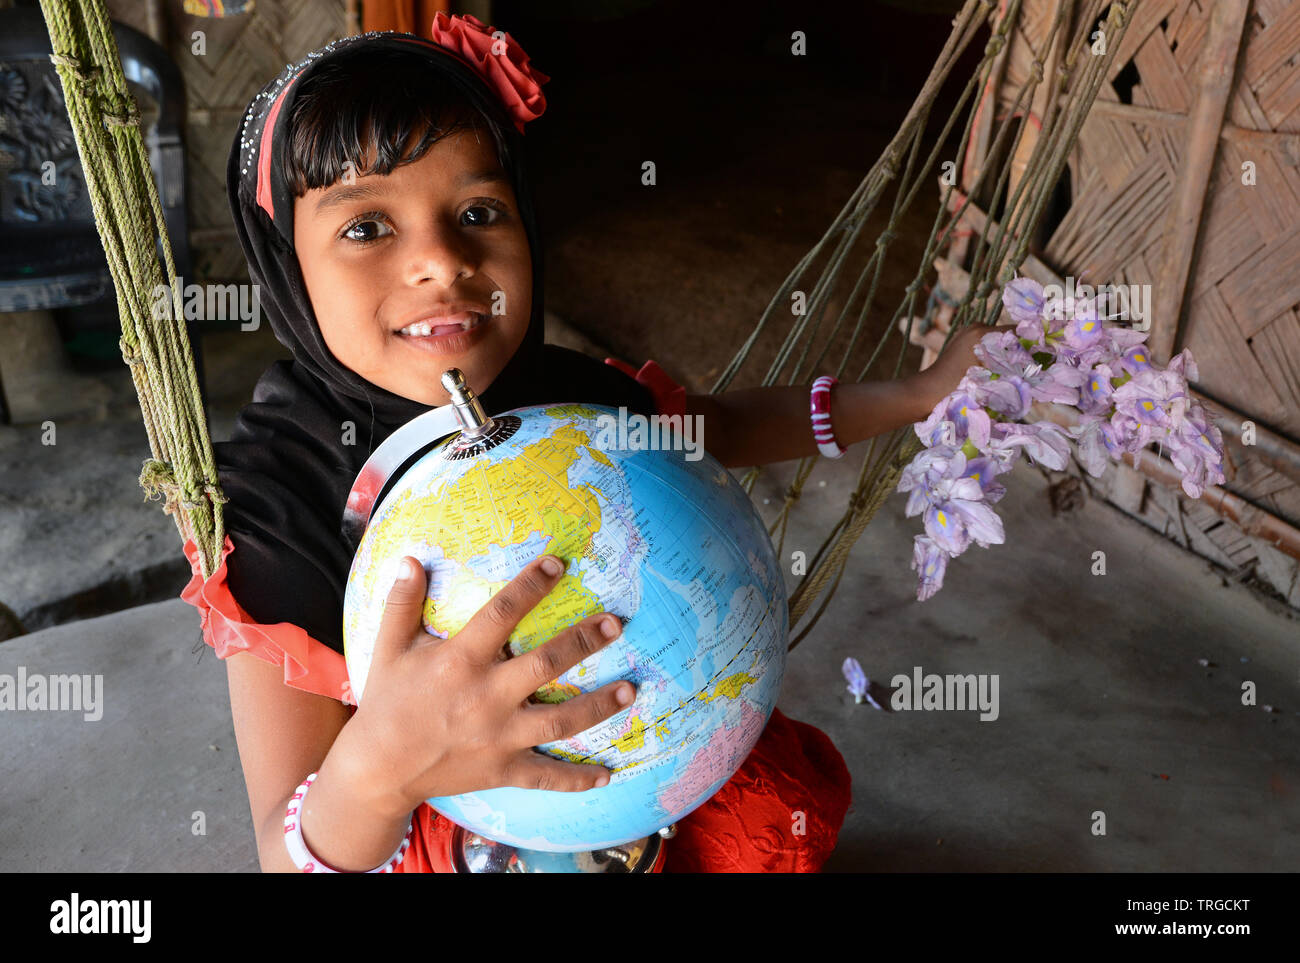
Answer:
[
  {"left": 457, "top": 167, "right": 510, "bottom": 189},
  {"left": 315, "top": 182, "right": 386, "bottom": 215},
  {"left": 314, "top": 168, "right": 508, "bottom": 216}
]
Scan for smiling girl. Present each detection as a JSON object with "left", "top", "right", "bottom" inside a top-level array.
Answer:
[{"left": 182, "top": 15, "right": 985, "bottom": 873}]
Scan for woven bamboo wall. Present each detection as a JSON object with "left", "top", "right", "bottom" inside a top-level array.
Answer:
[
  {"left": 106, "top": 0, "right": 351, "bottom": 286},
  {"left": 937, "top": 0, "right": 1300, "bottom": 610}
]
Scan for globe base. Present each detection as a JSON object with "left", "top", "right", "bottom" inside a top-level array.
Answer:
[{"left": 448, "top": 824, "right": 670, "bottom": 873}]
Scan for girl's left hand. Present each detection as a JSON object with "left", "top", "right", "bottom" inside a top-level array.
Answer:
[
  {"left": 910, "top": 322, "right": 1014, "bottom": 418},
  {"left": 930, "top": 323, "right": 1014, "bottom": 391}
]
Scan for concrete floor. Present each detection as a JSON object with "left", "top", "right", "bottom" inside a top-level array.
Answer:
[
  {"left": 1, "top": 0, "right": 1296, "bottom": 871},
  {"left": 1, "top": 366, "right": 1296, "bottom": 870},
  {"left": 757, "top": 455, "right": 1300, "bottom": 871},
  {"left": 4, "top": 347, "right": 1298, "bottom": 855}
]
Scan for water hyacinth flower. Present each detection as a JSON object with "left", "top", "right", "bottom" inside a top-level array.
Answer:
[
  {"left": 1078, "top": 362, "right": 1117, "bottom": 413},
  {"left": 1170, "top": 406, "right": 1226, "bottom": 498},
  {"left": 1002, "top": 275, "right": 1045, "bottom": 323},
  {"left": 961, "top": 368, "right": 1033, "bottom": 421},
  {"left": 913, "top": 400, "right": 959, "bottom": 447},
  {"left": 842, "top": 657, "right": 868, "bottom": 703},
  {"left": 898, "top": 443, "right": 964, "bottom": 491},
  {"left": 1117, "top": 343, "right": 1155, "bottom": 377},
  {"left": 920, "top": 475, "right": 1005, "bottom": 554},
  {"left": 973, "top": 328, "right": 1035, "bottom": 377},
  {"left": 841, "top": 657, "right": 882, "bottom": 708},
  {"left": 943, "top": 389, "right": 992, "bottom": 448},
  {"left": 895, "top": 276, "right": 1225, "bottom": 600},
  {"left": 1108, "top": 408, "right": 1152, "bottom": 454},
  {"left": 1063, "top": 308, "right": 1105, "bottom": 351},
  {"left": 1111, "top": 370, "right": 1177, "bottom": 431},
  {"left": 959, "top": 454, "right": 1008, "bottom": 503},
  {"left": 911, "top": 534, "right": 950, "bottom": 600},
  {"left": 1020, "top": 359, "right": 1087, "bottom": 407},
  {"left": 1067, "top": 414, "right": 1114, "bottom": 477},
  {"left": 1067, "top": 324, "right": 1148, "bottom": 371},
  {"left": 914, "top": 389, "right": 991, "bottom": 448},
  {"left": 902, "top": 461, "right": 974, "bottom": 524},
  {"left": 986, "top": 420, "right": 1073, "bottom": 471},
  {"left": 1152, "top": 367, "right": 1192, "bottom": 429}
]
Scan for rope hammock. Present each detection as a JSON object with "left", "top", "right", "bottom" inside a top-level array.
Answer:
[{"left": 38, "top": 0, "right": 1137, "bottom": 645}]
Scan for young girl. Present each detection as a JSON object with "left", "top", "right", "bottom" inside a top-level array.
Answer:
[{"left": 181, "top": 14, "right": 986, "bottom": 873}]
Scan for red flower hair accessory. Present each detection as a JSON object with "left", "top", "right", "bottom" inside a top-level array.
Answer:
[{"left": 429, "top": 12, "right": 550, "bottom": 134}]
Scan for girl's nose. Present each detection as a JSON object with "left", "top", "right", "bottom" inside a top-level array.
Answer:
[{"left": 403, "top": 221, "right": 478, "bottom": 287}]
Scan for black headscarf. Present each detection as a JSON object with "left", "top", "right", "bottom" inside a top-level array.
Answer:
[{"left": 217, "top": 30, "right": 656, "bottom": 654}]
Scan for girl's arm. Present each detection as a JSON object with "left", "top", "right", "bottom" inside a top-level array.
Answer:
[
  {"left": 688, "top": 326, "right": 990, "bottom": 469},
  {"left": 224, "top": 555, "right": 637, "bottom": 873},
  {"left": 226, "top": 652, "right": 415, "bottom": 872}
]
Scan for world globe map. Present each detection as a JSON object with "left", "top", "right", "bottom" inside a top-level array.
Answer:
[{"left": 343, "top": 402, "right": 788, "bottom": 852}]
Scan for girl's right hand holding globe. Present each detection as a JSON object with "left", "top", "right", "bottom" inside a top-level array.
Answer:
[{"left": 336, "top": 553, "right": 636, "bottom": 818}]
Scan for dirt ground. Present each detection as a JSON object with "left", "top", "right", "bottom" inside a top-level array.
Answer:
[{"left": 520, "top": 0, "right": 975, "bottom": 392}]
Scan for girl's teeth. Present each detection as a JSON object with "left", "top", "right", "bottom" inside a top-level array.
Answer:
[{"left": 400, "top": 315, "right": 482, "bottom": 337}]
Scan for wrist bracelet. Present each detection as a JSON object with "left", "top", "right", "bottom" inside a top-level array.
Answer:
[
  {"left": 283, "top": 772, "right": 414, "bottom": 873},
  {"left": 810, "top": 375, "right": 846, "bottom": 459}
]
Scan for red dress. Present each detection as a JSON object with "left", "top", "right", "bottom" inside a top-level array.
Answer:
[{"left": 181, "top": 358, "right": 852, "bottom": 872}]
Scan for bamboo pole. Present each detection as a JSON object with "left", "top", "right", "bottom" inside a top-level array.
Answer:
[
  {"left": 1151, "top": 0, "right": 1251, "bottom": 363},
  {"left": 1008, "top": 0, "right": 1066, "bottom": 201},
  {"left": 1031, "top": 400, "right": 1300, "bottom": 561}
]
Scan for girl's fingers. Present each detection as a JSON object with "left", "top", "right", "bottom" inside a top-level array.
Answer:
[
  {"left": 371, "top": 556, "right": 429, "bottom": 663},
  {"left": 509, "top": 680, "right": 637, "bottom": 749},
  {"left": 457, "top": 555, "right": 568, "bottom": 664},
  {"left": 498, "top": 612, "right": 625, "bottom": 700},
  {"left": 501, "top": 753, "right": 613, "bottom": 793}
]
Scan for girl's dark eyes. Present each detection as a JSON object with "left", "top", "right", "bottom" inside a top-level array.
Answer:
[
  {"left": 338, "top": 199, "right": 508, "bottom": 244},
  {"left": 340, "top": 215, "right": 393, "bottom": 244}
]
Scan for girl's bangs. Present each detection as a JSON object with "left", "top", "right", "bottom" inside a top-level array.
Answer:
[{"left": 282, "top": 46, "right": 510, "bottom": 197}]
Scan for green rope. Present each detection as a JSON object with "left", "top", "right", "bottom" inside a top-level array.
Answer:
[{"left": 40, "top": 0, "right": 226, "bottom": 578}]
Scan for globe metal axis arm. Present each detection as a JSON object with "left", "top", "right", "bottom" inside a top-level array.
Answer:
[{"left": 340, "top": 368, "right": 495, "bottom": 550}]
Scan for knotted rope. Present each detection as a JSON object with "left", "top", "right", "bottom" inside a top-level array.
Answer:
[{"left": 40, "top": 0, "right": 225, "bottom": 578}]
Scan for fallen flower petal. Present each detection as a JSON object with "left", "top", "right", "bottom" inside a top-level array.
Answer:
[{"left": 842, "top": 657, "right": 869, "bottom": 703}]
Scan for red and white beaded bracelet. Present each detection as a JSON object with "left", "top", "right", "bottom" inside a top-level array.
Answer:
[
  {"left": 283, "top": 772, "right": 414, "bottom": 873},
  {"left": 809, "top": 375, "right": 846, "bottom": 459}
]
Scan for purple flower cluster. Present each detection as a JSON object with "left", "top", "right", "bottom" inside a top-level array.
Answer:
[{"left": 897, "top": 275, "right": 1226, "bottom": 600}]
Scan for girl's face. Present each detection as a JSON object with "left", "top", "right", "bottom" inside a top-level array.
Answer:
[{"left": 292, "top": 124, "right": 531, "bottom": 406}]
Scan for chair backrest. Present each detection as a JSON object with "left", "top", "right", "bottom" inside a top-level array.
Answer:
[{"left": 0, "top": 7, "right": 191, "bottom": 312}]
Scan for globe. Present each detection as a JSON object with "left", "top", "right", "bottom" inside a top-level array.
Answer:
[{"left": 342, "top": 402, "right": 788, "bottom": 852}]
